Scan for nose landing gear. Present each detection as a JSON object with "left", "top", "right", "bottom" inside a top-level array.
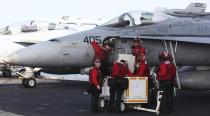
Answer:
[
  {"left": 22, "top": 78, "right": 36, "bottom": 88},
  {"left": 18, "top": 67, "right": 37, "bottom": 88}
]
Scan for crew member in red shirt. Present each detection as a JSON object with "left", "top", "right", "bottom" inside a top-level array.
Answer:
[
  {"left": 108, "top": 60, "right": 131, "bottom": 112},
  {"left": 88, "top": 59, "right": 101, "bottom": 112},
  {"left": 132, "top": 37, "right": 146, "bottom": 65},
  {"left": 91, "top": 40, "right": 111, "bottom": 61},
  {"left": 91, "top": 40, "right": 112, "bottom": 76},
  {"left": 133, "top": 53, "right": 153, "bottom": 89},
  {"left": 156, "top": 52, "right": 174, "bottom": 114},
  {"left": 134, "top": 53, "right": 150, "bottom": 77}
]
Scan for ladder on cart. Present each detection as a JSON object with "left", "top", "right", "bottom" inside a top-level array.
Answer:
[{"left": 163, "top": 40, "right": 181, "bottom": 89}]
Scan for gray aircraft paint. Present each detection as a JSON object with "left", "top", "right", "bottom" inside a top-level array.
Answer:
[{"left": 6, "top": 17, "right": 210, "bottom": 67}]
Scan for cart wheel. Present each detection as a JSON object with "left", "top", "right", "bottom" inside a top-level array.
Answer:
[
  {"left": 156, "top": 111, "right": 160, "bottom": 116},
  {"left": 120, "top": 101, "right": 126, "bottom": 112},
  {"left": 99, "top": 98, "right": 106, "bottom": 109}
]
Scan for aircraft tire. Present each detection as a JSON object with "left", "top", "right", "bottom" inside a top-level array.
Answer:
[
  {"left": 26, "top": 78, "right": 36, "bottom": 88},
  {"left": 22, "top": 78, "right": 29, "bottom": 88},
  {"left": 22, "top": 78, "right": 36, "bottom": 88}
]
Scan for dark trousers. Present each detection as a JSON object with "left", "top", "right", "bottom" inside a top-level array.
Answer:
[
  {"left": 100, "top": 60, "right": 110, "bottom": 77},
  {"left": 91, "top": 93, "right": 100, "bottom": 112},
  {"left": 148, "top": 78, "right": 155, "bottom": 104},
  {"left": 108, "top": 83, "right": 124, "bottom": 112},
  {"left": 89, "top": 85, "right": 100, "bottom": 112},
  {"left": 148, "top": 78, "right": 154, "bottom": 89},
  {"left": 170, "top": 82, "right": 175, "bottom": 112},
  {"left": 159, "top": 80, "right": 173, "bottom": 114}
]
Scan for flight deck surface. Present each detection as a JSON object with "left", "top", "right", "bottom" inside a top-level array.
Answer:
[{"left": 0, "top": 78, "right": 209, "bottom": 116}]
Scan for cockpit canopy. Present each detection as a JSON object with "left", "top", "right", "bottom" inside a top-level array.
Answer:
[
  {"left": 0, "top": 20, "right": 69, "bottom": 35},
  {"left": 101, "top": 11, "right": 175, "bottom": 28}
]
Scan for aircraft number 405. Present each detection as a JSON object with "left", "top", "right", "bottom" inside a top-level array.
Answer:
[{"left": 84, "top": 36, "right": 102, "bottom": 44}]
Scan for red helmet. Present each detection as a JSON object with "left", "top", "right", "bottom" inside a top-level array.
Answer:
[
  {"left": 159, "top": 52, "right": 168, "bottom": 60},
  {"left": 159, "top": 52, "right": 167, "bottom": 57}
]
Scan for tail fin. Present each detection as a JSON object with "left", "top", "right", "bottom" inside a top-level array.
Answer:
[{"left": 185, "top": 2, "right": 207, "bottom": 13}]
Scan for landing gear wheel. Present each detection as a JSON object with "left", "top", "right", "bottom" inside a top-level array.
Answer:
[
  {"left": 120, "top": 101, "right": 126, "bottom": 112},
  {"left": 27, "top": 78, "right": 36, "bottom": 88},
  {"left": 22, "top": 78, "right": 36, "bottom": 88},
  {"left": 2, "top": 71, "right": 6, "bottom": 77},
  {"left": 2, "top": 70, "right": 12, "bottom": 78},
  {"left": 22, "top": 78, "right": 28, "bottom": 88},
  {"left": 99, "top": 98, "right": 106, "bottom": 110}
]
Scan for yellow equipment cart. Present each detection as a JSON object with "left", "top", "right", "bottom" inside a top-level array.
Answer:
[{"left": 99, "top": 77, "right": 163, "bottom": 115}]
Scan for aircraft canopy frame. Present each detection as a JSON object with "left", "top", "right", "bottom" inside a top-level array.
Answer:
[{"left": 101, "top": 11, "right": 175, "bottom": 28}]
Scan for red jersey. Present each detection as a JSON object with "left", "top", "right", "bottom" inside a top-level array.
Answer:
[
  {"left": 169, "top": 63, "right": 176, "bottom": 82},
  {"left": 91, "top": 41, "right": 111, "bottom": 61},
  {"left": 134, "top": 62, "right": 150, "bottom": 78},
  {"left": 89, "top": 67, "right": 101, "bottom": 86},
  {"left": 111, "top": 62, "right": 130, "bottom": 79},
  {"left": 157, "top": 61, "right": 172, "bottom": 81}
]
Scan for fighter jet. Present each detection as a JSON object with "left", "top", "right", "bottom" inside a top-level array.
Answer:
[
  {"left": 0, "top": 20, "right": 80, "bottom": 46},
  {"left": 5, "top": 11, "right": 210, "bottom": 90},
  {"left": 162, "top": 2, "right": 210, "bottom": 20},
  {"left": 59, "top": 16, "right": 104, "bottom": 31}
]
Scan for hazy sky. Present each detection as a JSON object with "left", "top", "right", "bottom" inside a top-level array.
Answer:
[{"left": 0, "top": 0, "right": 209, "bottom": 27}]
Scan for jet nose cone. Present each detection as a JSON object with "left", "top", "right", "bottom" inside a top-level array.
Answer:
[
  {"left": 3, "top": 41, "right": 62, "bottom": 67},
  {"left": 4, "top": 53, "right": 18, "bottom": 65}
]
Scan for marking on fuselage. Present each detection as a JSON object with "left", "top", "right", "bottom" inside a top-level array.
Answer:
[
  {"left": 83, "top": 36, "right": 101, "bottom": 44},
  {"left": 198, "top": 25, "right": 210, "bottom": 33}
]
